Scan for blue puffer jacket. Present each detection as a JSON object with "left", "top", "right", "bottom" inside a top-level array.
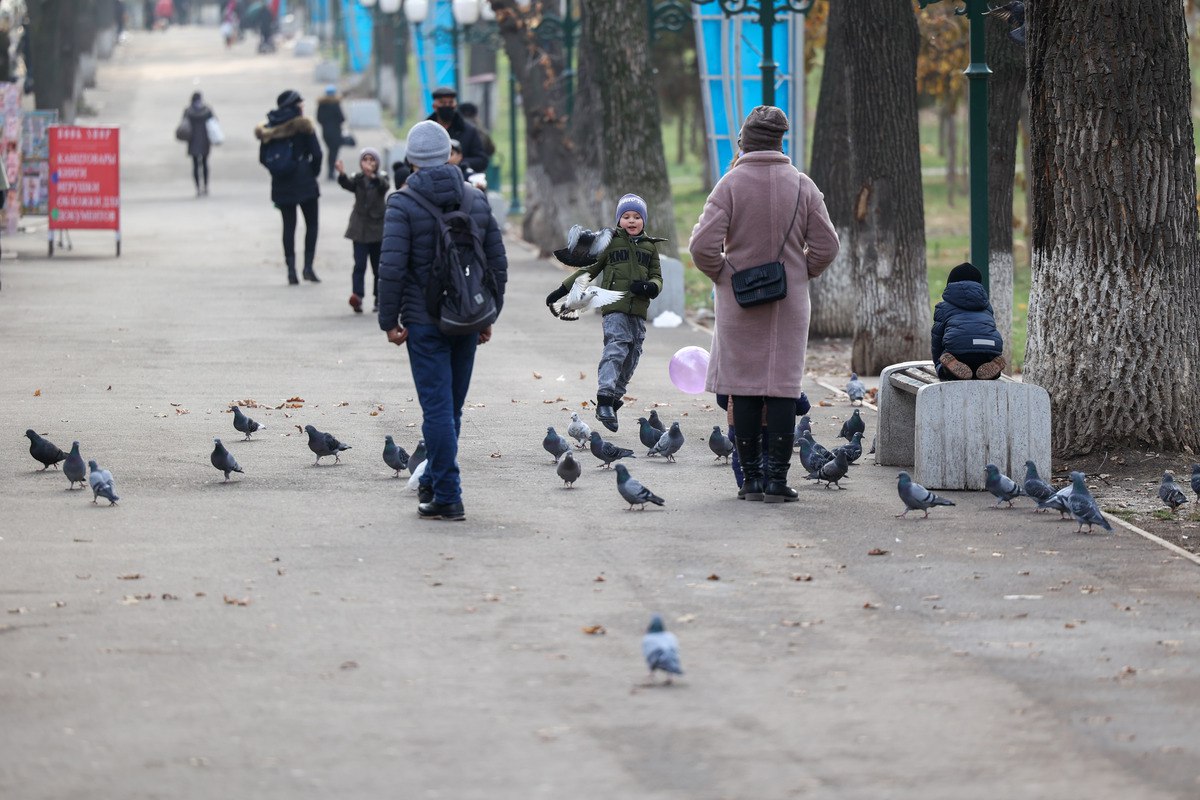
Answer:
[
  {"left": 377, "top": 164, "right": 508, "bottom": 331},
  {"left": 931, "top": 280, "right": 1003, "bottom": 363}
]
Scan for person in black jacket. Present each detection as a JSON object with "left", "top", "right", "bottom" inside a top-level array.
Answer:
[
  {"left": 426, "top": 86, "right": 489, "bottom": 181},
  {"left": 335, "top": 146, "right": 389, "bottom": 314},
  {"left": 316, "top": 85, "right": 346, "bottom": 180},
  {"left": 931, "top": 262, "right": 1006, "bottom": 380},
  {"left": 255, "top": 89, "right": 323, "bottom": 284},
  {"left": 183, "top": 91, "right": 214, "bottom": 196},
  {"left": 377, "top": 120, "right": 507, "bottom": 522}
]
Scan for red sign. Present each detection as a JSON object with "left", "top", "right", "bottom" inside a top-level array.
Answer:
[{"left": 48, "top": 126, "right": 120, "bottom": 230}]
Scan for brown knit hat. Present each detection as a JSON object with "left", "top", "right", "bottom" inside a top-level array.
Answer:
[{"left": 738, "top": 105, "right": 789, "bottom": 153}]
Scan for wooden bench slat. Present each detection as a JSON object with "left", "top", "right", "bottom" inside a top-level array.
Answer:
[
  {"left": 902, "top": 368, "right": 941, "bottom": 386},
  {"left": 888, "top": 373, "right": 926, "bottom": 395}
]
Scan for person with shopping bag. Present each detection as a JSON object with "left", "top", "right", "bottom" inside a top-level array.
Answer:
[{"left": 179, "top": 91, "right": 219, "bottom": 197}]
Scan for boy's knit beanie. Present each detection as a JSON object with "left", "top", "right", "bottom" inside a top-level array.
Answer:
[
  {"left": 359, "top": 147, "right": 382, "bottom": 166},
  {"left": 739, "top": 105, "right": 789, "bottom": 153},
  {"left": 615, "top": 193, "right": 648, "bottom": 227},
  {"left": 405, "top": 120, "right": 452, "bottom": 167},
  {"left": 947, "top": 262, "right": 983, "bottom": 284}
]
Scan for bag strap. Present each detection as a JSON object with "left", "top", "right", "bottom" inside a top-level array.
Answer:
[
  {"left": 728, "top": 179, "right": 806, "bottom": 274},
  {"left": 401, "top": 183, "right": 476, "bottom": 219}
]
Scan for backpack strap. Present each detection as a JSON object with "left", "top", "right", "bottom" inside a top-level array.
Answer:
[{"left": 400, "top": 182, "right": 477, "bottom": 218}]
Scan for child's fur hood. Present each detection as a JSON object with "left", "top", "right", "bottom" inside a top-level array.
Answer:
[{"left": 255, "top": 115, "right": 315, "bottom": 142}]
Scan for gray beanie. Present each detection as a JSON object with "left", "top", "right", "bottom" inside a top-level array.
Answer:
[{"left": 406, "top": 120, "right": 451, "bottom": 168}]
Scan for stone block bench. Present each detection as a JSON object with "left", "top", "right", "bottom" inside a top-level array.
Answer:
[{"left": 876, "top": 360, "right": 1051, "bottom": 491}]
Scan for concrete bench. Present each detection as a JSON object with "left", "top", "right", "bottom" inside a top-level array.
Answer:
[{"left": 876, "top": 360, "right": 1051, "bottom": 491}]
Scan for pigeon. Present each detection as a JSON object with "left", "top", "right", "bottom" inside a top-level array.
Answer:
[
  {"left": 896, "top": 471, "right": 955, "bottom": 518},
  {"left": 793, "top": 415, "right": 812, "bottom": 448},
  {"left": 641, "top": 614, "right": 682, "bottom": 684},
  {"left": 409, "top": 439, "right": 427, "bottom": 475},
  {"left": 816, "top": 450, "right": 850, "bottom": 489},
  {"left": 648, "top": 422, "right": 685, "bottom": 462},
  {"left": 984, "top": 464, "right": 1024, "bottom": 507},
  {"left": 567, "top": 412, "right": 592, "bottom": 448},
  {"left": 648, "top": 410, "right": 666, "bottom": 433},
  {"left": 832, "top": 431, "right": 863, "bottom": 465},
  {"left": 63, "top": 441, "right": 87, "bottom": 490},
  {"left": 25, "top": 429, "right": 66, "bottom": 470},
  {"left": 839, "top": 409, "right": 865, "bottom": 442},
  {"left": 1158, "top": 471, "right": 1188, "bottom": 512},
  {"left": 556, "top": 450, "right": 582, "bottom": 487},
  {"left": 1036, "top": 483, "right": 1075, "bottom": 519},
  {"left": 210, "top": 437, "right": 243, "bottom": 482},
  {"left": 543, "top": 426, "right": 571, "bottom": 462},
  {"left": 551, "top": 275, "right": 626, "bottom": 320},
  {"left": 553, "top": 224, "right": 614, "bottom": 268},
  {"left": 86, "top": 460, "right": 118, "bottom": 506},
  {"left": 1065, "top": 471, "right": 1111, "bottom": 533},
  {"left": 305, "top": 424, "right": 351, "bottom": 465},
  {"left": 798, "top": 437, "right": 831, "bottom": 479},
  {"left": 988, "top": 0, "right": 1025, "bottom": 46},
  {"left": 707, "top": 426, "right": 734, "bottom": 462},
  {"left": 383, "top": 435, "right": 410, "bottom": 477},
  {"left": 615, "top": 463, "right": 665, "bottom": 510},
  {"left": 800, "top": 430, "right": 832, "bottom": 464},
  {"left": 231, "top": 405, "right": 266, "bottom": 440},
  {"left": 638, "top": 417, "right": 662, "bottom": 450},
  {"left": 1192, "top": 464, "right": 1200, "bottom": 501},
  {"left": 845, "top": 372, "right": 866, "bottom": 404},
  {"left": 589, "top": 430, "right": 634, "bottom": 469},
  {"left": 1022, "top": 460, "right": 1056, "bottom": 509}
]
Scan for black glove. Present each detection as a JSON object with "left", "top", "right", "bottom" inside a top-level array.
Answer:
[
  {"left": 630, "top": 280, "right": 659, "bottom": 299},
  {"left": 546, "top": 285, "right": 570, "bottom": 306},
  {"left": 796, "top": 393, "right": 811, "bottom": 416}
]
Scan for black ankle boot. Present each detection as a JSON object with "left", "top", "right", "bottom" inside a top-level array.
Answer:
[
  {"left": 595, "top": 395, "right": 618, "bottom": 432},
  {"left": 764, "top": 433, "right": 799, "bottom": 503},
  {"left": 302, "top": 253, "right": 319, "bottom": 282},
  {"left": 286, "top": 256, "right": 299, "bottom": 285},
  {"left": 735, "top": 433, "right": 764, "bottom": 501}
]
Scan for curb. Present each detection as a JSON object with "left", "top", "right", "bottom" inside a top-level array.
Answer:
[{"left": 1106, "top": 513, "right": 1200, "bottom": 567}]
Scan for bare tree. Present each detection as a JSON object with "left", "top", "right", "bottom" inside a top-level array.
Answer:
[{"left": 1024, "top": 1, "right": 1200, "bottom": 455}]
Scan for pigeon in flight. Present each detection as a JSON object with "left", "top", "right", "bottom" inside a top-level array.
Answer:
[
  {"left": 553, "top": 224, "right": 614, "bottom": 268},
  {"left": 550, "top": 276, "right": 626, "bottom": 321}
]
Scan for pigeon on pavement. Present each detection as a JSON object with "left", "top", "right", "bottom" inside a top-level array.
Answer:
[
  {"left": 839, "top": 409, "right": 866, "bottom": 441},
  {"left": 1192, "top": 464, "right": 1200, "bottom": 501},
  {"left": 1159, "top": 471, "right": 1188, "bottom": 511},
  {"left": 845, "top": 373, "right": 866, "bottom": 404},
  {"left": 567, "top": 412, "right": 592, "bottom": 448},
  {"left": 816, "top": 450, "right": 850, "bottom": 489},
  {"left": 556, "top": 451, "right": 582, "bottom": 487},
  {"left": 799, "top": 437, "right": 831, "bottom": 478},
  {"left": 1066, "top": 471, "right": 1111, "bottom": 533},
  {"left": 832, "top": 431, "right": 863, "bottom": 465},
  {"left": 800, "top": 430, "right": 832, "bottom": 463},
  {"left": 25, "top": 430, "right": 66, "bottom": 470},
  {"left": 708, "top": 426, "right": 735, "bottom": 462},
  {"left": 383, "top": 435, "right": 410, "bottom": 477},
  {"left": 210, "top": 437, "right": 243, "bottom": 482},
  {"left": 615, "top": 463, "right": 665, "bottom": 510},
  {"left": 985, "top": 464, "right": 1024, "bottom": 507},
  {"left": 1037, "top": 483, "right": 1075, "bottom": 518},
  {"left": 231, "top": 405, "right": 266, "bottom": 440},
  {"left": 543, "top": 426, "right": 571, "bottom": 462},
  {"left": 305, "top": 424, "right": 351, "bottom": 465},
  {"left": 648, "top": 422, "right": 685, "bottom": 462},
  {"left": 638, "top": 417, "right": 662, "bottom": 450},
  {"left": 63, "top": 441, "right": 87, "bottom": 490},
  {"left": 1022, "top": 460, "right": 1056, "bottom": 509},
  {"left": 896, "top": 471, "right": 955, "bottom": 518},
  {"left": 589, "top": 431, "right": 634, "bottom": 469},
  {"left": 409, "top": 439, "right": 427, "bottom": 475},
  {"left": 87, "top": 460, "right": 118, "bottom": 506},
  {"left": 642, "top": 614, "right": 682, "bottom": 684},
  {"left": 648, "top": 410, "right": 666, "bottom": 433}
]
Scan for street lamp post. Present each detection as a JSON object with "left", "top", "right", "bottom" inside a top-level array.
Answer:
[
  {"left": 690, "top": 0, "right": 814, "bottom": 107},
  {"left": 528, "top": 0, "right": 581, "bottom": 116}
]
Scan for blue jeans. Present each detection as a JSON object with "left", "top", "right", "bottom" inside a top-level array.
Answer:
[
  {"left": 352, "top": 241, "right": 381, "bottom": 300},
  {"left": 405, "top": 324, "right": 478, "bottom": 505}
]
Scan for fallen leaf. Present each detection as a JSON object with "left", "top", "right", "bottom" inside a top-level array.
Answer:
[
  {"left": 369, "top": 411, "right": 379, "bottom": 416},
  {"left": 337, "top": 401, "right": 349, "bottom": 407},
  {"left": 107, "top": 385, "right": 112, "bottom": 391},
  {"left": 791, "top": 574, "right": 813, "bottom": 582},
  {"left": 162, "top": 593, "right": 179, "bottom": 601},
  {"left": 593, "top": 575, "right": 606, "bottom": 582},
  {"left": 490, "top": 452, "right": 502, "bottom": 458},
  {"left": 867, "top": 548, "right": 889, "bottom": 556},
  {"left": 195, "top": 591, "right": 207, "bottom": 598},
  {"left": 579, "top": 372, "right": 587, "bottom": 380},
  {"left": 118, "top": 573, "right": 142, "bottom": 580},
  {"left": 532, "top": 371, "right": 542, "bottom": 379},
  {"left": 277, "top": 568, "right": 286, "bottom": 576},
  {"left": 175, "top": 407, "right": 190, "bottom": 415},
  {"left": 286, "top": 396, "right": 304, "bottom": 403},
  {"left": 222, "top": 595, "right": 251, "bottom": 606},
  {"left": 542, "top": 399, "right": 556, "bottom": 405},
  {"left": 676, "top": 613, "right": 697, "bottom": 623},
  {"left": 33, "top": 389, "right": 41, "bottom": 396},
  {"left": 340, "top": 660, "right": 359, "bottom": 670},
  {"left": 52, "top": 601, "right": 66, "bottom": 608},
  {"left": 706, "top": 573, "right": 720, "bottom": 581},
  {"left": 170, "top": 402, "right": 183, "bottom": 407},
  {"left": 818, "top": 400, "right": 833, "bottom": 407},
  {"left": 581, "top": 625, "right": 606, "bottom": 635},
  {"left": 863, "top": 602, "right": 880, "bottom": 610},
  {"left": 7, "top": 607, "right": 29, "bottom": 614}
]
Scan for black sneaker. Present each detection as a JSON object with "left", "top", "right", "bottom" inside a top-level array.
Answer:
[
  {"left": 595, "top": 404, "right": 618, "bottom": 433},
  {"left": 418, "top": 483, "right": 433, "bottom": 504},
  {"left": 418, "top": 500, "right": 465, "bottom": 521}
]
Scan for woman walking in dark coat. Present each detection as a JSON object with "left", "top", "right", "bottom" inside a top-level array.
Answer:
[
  {"left": 255, "top": 89, "right": 323, "bottom": 285},
  {"left": 184, "top": 91, "right": 214, "bottom": 196}
]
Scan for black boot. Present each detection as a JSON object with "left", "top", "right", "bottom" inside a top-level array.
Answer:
[
  {"left": 764, "top": 433, "right": 799, "bottom": 503},
  {"left": 286, "top": 255, "right": 299, "bottom": 285},
  {"left": 302, "top": 252, "right": 320, "bottom": 282},
  {"left": 735, "top": 433, "right": 764, "bottom": 501},
  {"left": 595, "top": 394, "right": 618, "bottom": 432}
]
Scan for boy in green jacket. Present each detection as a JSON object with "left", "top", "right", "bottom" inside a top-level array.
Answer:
[{"left": 545, "top": 194, "right": 664, "bottom": 432}]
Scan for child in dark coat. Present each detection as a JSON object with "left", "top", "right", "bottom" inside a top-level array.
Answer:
[
  {"left": 931, "top": 262, "right": 1006, "bottom": 380},
  {"left": 336, "top": 147, "right": 390, "bottom": 314}
]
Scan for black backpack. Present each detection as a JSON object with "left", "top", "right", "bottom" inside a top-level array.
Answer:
[
  {"left": 262, "top": 137, "right": 298, "bottom": 178},
  {"left": 401, "top": 185, "right": 498, "bottom": 336}
]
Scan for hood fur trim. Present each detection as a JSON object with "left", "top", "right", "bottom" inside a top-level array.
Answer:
[{"left": 255, "top": 116, "right": 315, "bottom": 142}]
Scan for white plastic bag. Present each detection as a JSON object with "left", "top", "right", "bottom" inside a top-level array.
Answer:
[{"left": 206, "top": 117, "right": 224, "bottom": 146}]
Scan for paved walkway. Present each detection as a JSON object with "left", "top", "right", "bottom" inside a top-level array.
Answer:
[{"left": 1, "top": 27, "right": 1198, "bottom": 800}]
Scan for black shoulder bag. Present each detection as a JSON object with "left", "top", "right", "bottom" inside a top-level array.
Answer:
[{"left": 728, "top": 182, "right": 804, "bottom": 309}]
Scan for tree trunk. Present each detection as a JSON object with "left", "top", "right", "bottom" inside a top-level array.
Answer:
[
  {"left": 1025, "top": 1, "right": 1200, "bottom": 455},
  {"left": 985, "top": 15, "right": 1026, "bottom": 372},
  {"left": 30, "top": 0, "right": 83, "bottom": 121},
  {"left": 943, "top": 106, "right": 957, "bottom": 207}
]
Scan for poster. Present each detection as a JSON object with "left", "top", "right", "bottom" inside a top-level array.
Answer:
[
  {"left": 0, "top": 82, "right": 21, "bottom": 232},
  {"left": 21, "top": 110, "right": 57, "bottom": 217},
  {"left": 48, "top": 126, "right": 121, "bottom": 231}
]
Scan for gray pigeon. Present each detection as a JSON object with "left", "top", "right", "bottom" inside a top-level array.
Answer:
[
  {"left": 896, "top": 471, "right": 955, "bottom": 518},
  {"left": 845, "top": 373, "right": 866, "bottom": 403},
  {"left": 832, "top": 431, "right": 863, "bottom": 465},
  {"left": 1036, "top": 483, "right": 1075, "bottom": 519},
  {"left": 1192, "top": 464, "right": 1200, "bottom": 501},
  {"left": 231, "top": 405, "right": 266, "bottom": 440},
  {"left": 638, "top": 417, "right": 661, "bottom": 449},
  {"left": 1065, "top": 471, "right": 1111, "bottom": 533},
  {"left": 543, "top": 426, "right": 571, "bottom": 462},
  {"left": 1022, "top": 460, "right": 1056, "bottom": 509},
  {"left": 210, "top": 437, "right": 243, "bottom": 481},
  {"left": 816, "top": 450, "right": 850, "bottom": 489},
  {"left": 25, "top": 429, "right": 66, "bottom": 470},
  {"left": 800, "top": 430, "right": 832, "bottom": 463},
  {"left": 409, "top": 439, "right": 427, "bottom": 475},
  {"left": 589, "top": 430, "right": 634, "bottom": 469},
  {"left": 642, "top": 614, "right": 682, "bottom": 683},
  {"left": 87, "top": 460, "right": 118, "bottom": 506},
  {"left": 556, "top": 450, "right": 582, "bottom": 487},
  {"left": 648, "top": 422, "right": 685, "bottom": 462},
  {"left": 305, "top": 424, "right": 351, "bottom": 465},
  {"left": 63, "top": 441, "right": 87, "bottom": 490},
  {"left": 985, "top": 463, "right": 1024, "bottom": 507},
  {"left": 383, "top": 435, "right": 409, "bottom": 477},
  {"left": 1158, "top": 471, "right": 1188, "bottom": 511},
  {"left": 647, "top": 410, "right": 666, "bottom": 433},
  {"left": 567, "top": 412, "right": 592, "bottom": 448},
  {"left": 839, "top": 409, "right": 865, "bottom": 441},
  {"left": 799, "top": 437, "right": 831, "bottom": 478},
  {"left": 615, "top": 464, "right": 664, "bottom": 510},
  {"left": 707, "top": 426, "right": 735, "bottom": 462}
]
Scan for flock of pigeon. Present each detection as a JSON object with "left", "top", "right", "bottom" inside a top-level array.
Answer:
[{"left": 24, "top": 430, "right": 118, "bottom": 505}]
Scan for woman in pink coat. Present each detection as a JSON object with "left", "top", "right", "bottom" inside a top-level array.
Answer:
[{"left": 689, "top": 106, "right": 839, "bottom": 503}]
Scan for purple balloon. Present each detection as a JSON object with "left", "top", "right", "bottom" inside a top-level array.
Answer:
[{"left": 669, "top": 346, "right": 710, "bottom": 394}]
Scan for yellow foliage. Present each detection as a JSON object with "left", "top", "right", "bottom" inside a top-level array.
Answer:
[{"left": 916, "top": 3, "right": 968, "bottom": 111}]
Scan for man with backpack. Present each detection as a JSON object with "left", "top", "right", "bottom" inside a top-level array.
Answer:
[
  {"left": 378, "top": 120, "right": 508, "bottom": 522},
  {"left": 255, "top": 89, "right": 323, "bottom": 284}
]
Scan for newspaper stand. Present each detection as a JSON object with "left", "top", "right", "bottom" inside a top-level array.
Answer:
[{"left": 47, "top": 125, "right": 120, "bottom": 256}]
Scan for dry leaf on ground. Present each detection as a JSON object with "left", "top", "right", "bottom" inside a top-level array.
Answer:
[{"left": 582, "top": 625, "right": 607, "bottom": 635}]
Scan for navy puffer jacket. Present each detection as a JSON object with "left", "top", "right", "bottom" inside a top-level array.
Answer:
[
  {"left": 931, "top": 280, "right": 1003, "bottom": 363},
  {"left": 377, "top": 163, "right": 508, "bottom": 331}
]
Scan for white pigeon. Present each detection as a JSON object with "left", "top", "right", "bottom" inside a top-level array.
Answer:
[
  {"left": 567, "top": 412, "right": 592, "bottom": 448},
  {"left": 553, "top": 276, "right": 625, "bottom": 320}
]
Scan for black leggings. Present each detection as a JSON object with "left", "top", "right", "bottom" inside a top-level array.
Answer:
[
  {"left": 731, "top": 396, "right": 795, "bottom": 438},
  {"left": 191, "top": 155, "right": 208, "bottom": 188},
  {"left": 278, "top": 198, "right": 319, "bottom": 264}
]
